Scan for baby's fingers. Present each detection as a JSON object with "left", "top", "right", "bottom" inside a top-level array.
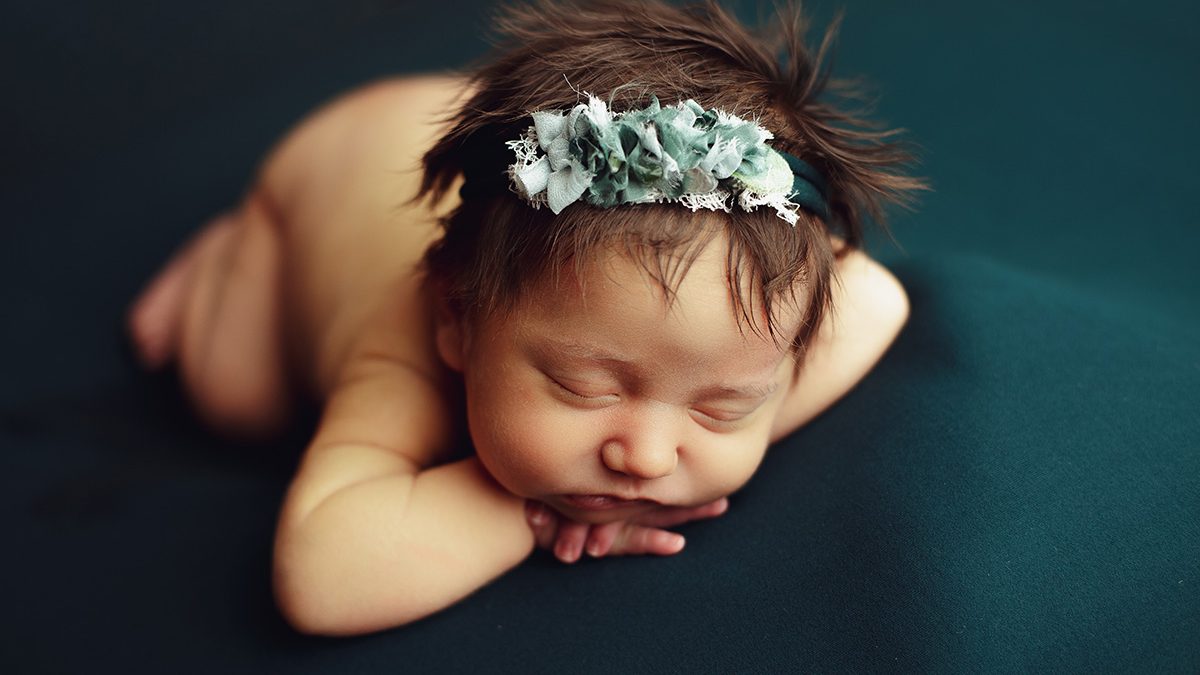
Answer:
[
  {"left": 613, "top": 526, "right": 686, "bottom": 557},
  {"left": 525, "top": 500, "right": 559, "bottom": 550},
  {"left": 554, "top": 520, "right": 591, "bottom": 564},
  {"left": 584, "top": 521, "right": 624, "bottom": 558}
]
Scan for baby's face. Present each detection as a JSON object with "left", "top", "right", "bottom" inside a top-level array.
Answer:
[{"left": 441, "top": 235, "right": 802, "bottom": 524}]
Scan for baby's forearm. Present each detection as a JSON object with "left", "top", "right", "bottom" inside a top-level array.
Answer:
[{"left": 273, "top": 456, "right": 534, "bottom": 635}]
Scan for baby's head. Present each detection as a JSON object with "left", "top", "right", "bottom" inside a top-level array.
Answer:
[{"left": 417, "top": 0, "right": 920, "bottom": 522}]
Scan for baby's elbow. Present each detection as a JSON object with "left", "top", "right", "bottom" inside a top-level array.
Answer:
[
  {"left": 272, "top": 555, "right": 345, "bottom": 637},
  {"left": 273, "top": 569, "right": 392, "bottom": 637},
  {"left": 884, "top": 271, "right": 910, "bottom": 336},
  {"left": 859, "top": 257, "right": 910, "bottom": 346},
  {"left": 272, "top": 542, "right": 431, "bottom": 637},
  {"left": 275, "top": 592, "right": 325, "bottom": 637},
  {"left": 272, "top": 542, "right": 375, "bottom": 637}
]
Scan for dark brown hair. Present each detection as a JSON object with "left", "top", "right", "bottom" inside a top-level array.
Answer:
[{"left": 417, "top": 0, "right": 924, "bottom": 362}]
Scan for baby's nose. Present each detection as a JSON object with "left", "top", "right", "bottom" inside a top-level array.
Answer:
[{"left": 600, "top": 436, "right": 678, "bottom": 480}]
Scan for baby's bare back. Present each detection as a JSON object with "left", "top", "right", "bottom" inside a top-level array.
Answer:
[{"left": 260, "top": 74, "right": 469, "bottom": 396}]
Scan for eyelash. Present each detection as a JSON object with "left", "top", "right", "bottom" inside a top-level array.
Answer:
[
  {"left": 550, "top": 375, "right": 753, "bottom": 429},
  {"left": 550, "top": 377, "right": 617, "bottom": 404},
  {"left": 690, "top": 408, "right": 750, "bottom": 429}
]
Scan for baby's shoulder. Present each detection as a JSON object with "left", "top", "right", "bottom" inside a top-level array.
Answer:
[
  {"left": 271, "top": 74, "right": 470, "bottom": 395},
  {"left": 260, "top": 73, "right": 471, "bottom": 208}
]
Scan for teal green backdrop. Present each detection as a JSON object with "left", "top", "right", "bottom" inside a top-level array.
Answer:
[{"left": 1, "top": 0, "right": 1196, "bottom": 671}]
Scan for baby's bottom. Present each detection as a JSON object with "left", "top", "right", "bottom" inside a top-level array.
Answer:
[{"left": 127, "top": 191, "right": 290, "bottom": 438}]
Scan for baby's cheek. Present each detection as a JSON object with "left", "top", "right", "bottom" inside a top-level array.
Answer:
[
  {"left": 472, "top": 402, "right": 580, "bottom": 495},
  {"left": 692, "top": 438, "right": 769, "bottom": 500}
]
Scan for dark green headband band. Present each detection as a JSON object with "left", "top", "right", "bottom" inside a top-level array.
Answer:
[{"left": 777, "top": 151, "right": 830, "bottom": 220}]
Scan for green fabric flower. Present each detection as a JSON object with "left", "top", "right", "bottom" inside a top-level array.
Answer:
[{"left": 506, "top": 92, "right": 810, "bottom": 224}]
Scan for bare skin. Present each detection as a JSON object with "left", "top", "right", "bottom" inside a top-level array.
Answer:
[{"left": 127, "top": 74, "right": 910, "bottom": 635}]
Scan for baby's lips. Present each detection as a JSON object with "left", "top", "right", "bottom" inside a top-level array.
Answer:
[{"left": 561, "top": 494, "right": 655, "bottom": 511}]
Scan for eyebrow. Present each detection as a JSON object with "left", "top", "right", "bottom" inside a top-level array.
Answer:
[
  {"left": 536, "top": 338, "right": 779, "bottom": 400},
  {"left": 695, "top": 382, "right": 779, "bottom": 401},
  {"left": 539, "top": 339, "right": 626, "bottom": 361}
]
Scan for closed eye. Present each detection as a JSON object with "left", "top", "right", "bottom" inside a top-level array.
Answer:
[
  {"left": 689, "top": 391, "right": 773, "bottom": 430},
  {"left": 548, "top": 375, "right": 619, "bottom": 406},
  {"left": 688, "top": 407, "right": 754, "bottom": 430}
]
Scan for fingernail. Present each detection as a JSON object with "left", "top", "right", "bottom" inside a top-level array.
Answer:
[
  {"left": 527, "top": 504, "right": 548, "bottom": 526},
  {"left": 672, "top": 534, "right": 686, "bottom": 552},
  {"left": 586, "top": 542, "right": 601, "bottom": 557},
  {"left": 556, "top": 542, "right": 577, "bottom": 563}
]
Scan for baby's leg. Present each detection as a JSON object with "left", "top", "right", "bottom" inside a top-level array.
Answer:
[{"left": 128, "top": 190, "right": 289, "bottom": 438}]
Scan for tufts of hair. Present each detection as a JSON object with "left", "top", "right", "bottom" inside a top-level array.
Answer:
[
  {"left": 416, "top": 0, "right": 927, "bottom": 365},
  {"left": 419, "top": 0, "right": 925, "bottom": 245}
]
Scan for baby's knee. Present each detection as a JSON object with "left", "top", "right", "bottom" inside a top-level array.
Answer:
[{"left": 185, "top": 366, "right": 291, "bottom": 440}]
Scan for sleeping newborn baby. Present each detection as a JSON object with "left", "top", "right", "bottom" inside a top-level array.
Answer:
[{"left": 126, "top": 0, "right": 920, "bottom": 635}]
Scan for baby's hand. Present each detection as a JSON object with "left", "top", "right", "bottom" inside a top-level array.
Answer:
[{"left": 524, "top": 498, "right": 729, "bottom": 564}]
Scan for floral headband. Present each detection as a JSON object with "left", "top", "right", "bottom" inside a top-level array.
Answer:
[{"left": 505, "top": 93, "right": 828, "bottom": 225}]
